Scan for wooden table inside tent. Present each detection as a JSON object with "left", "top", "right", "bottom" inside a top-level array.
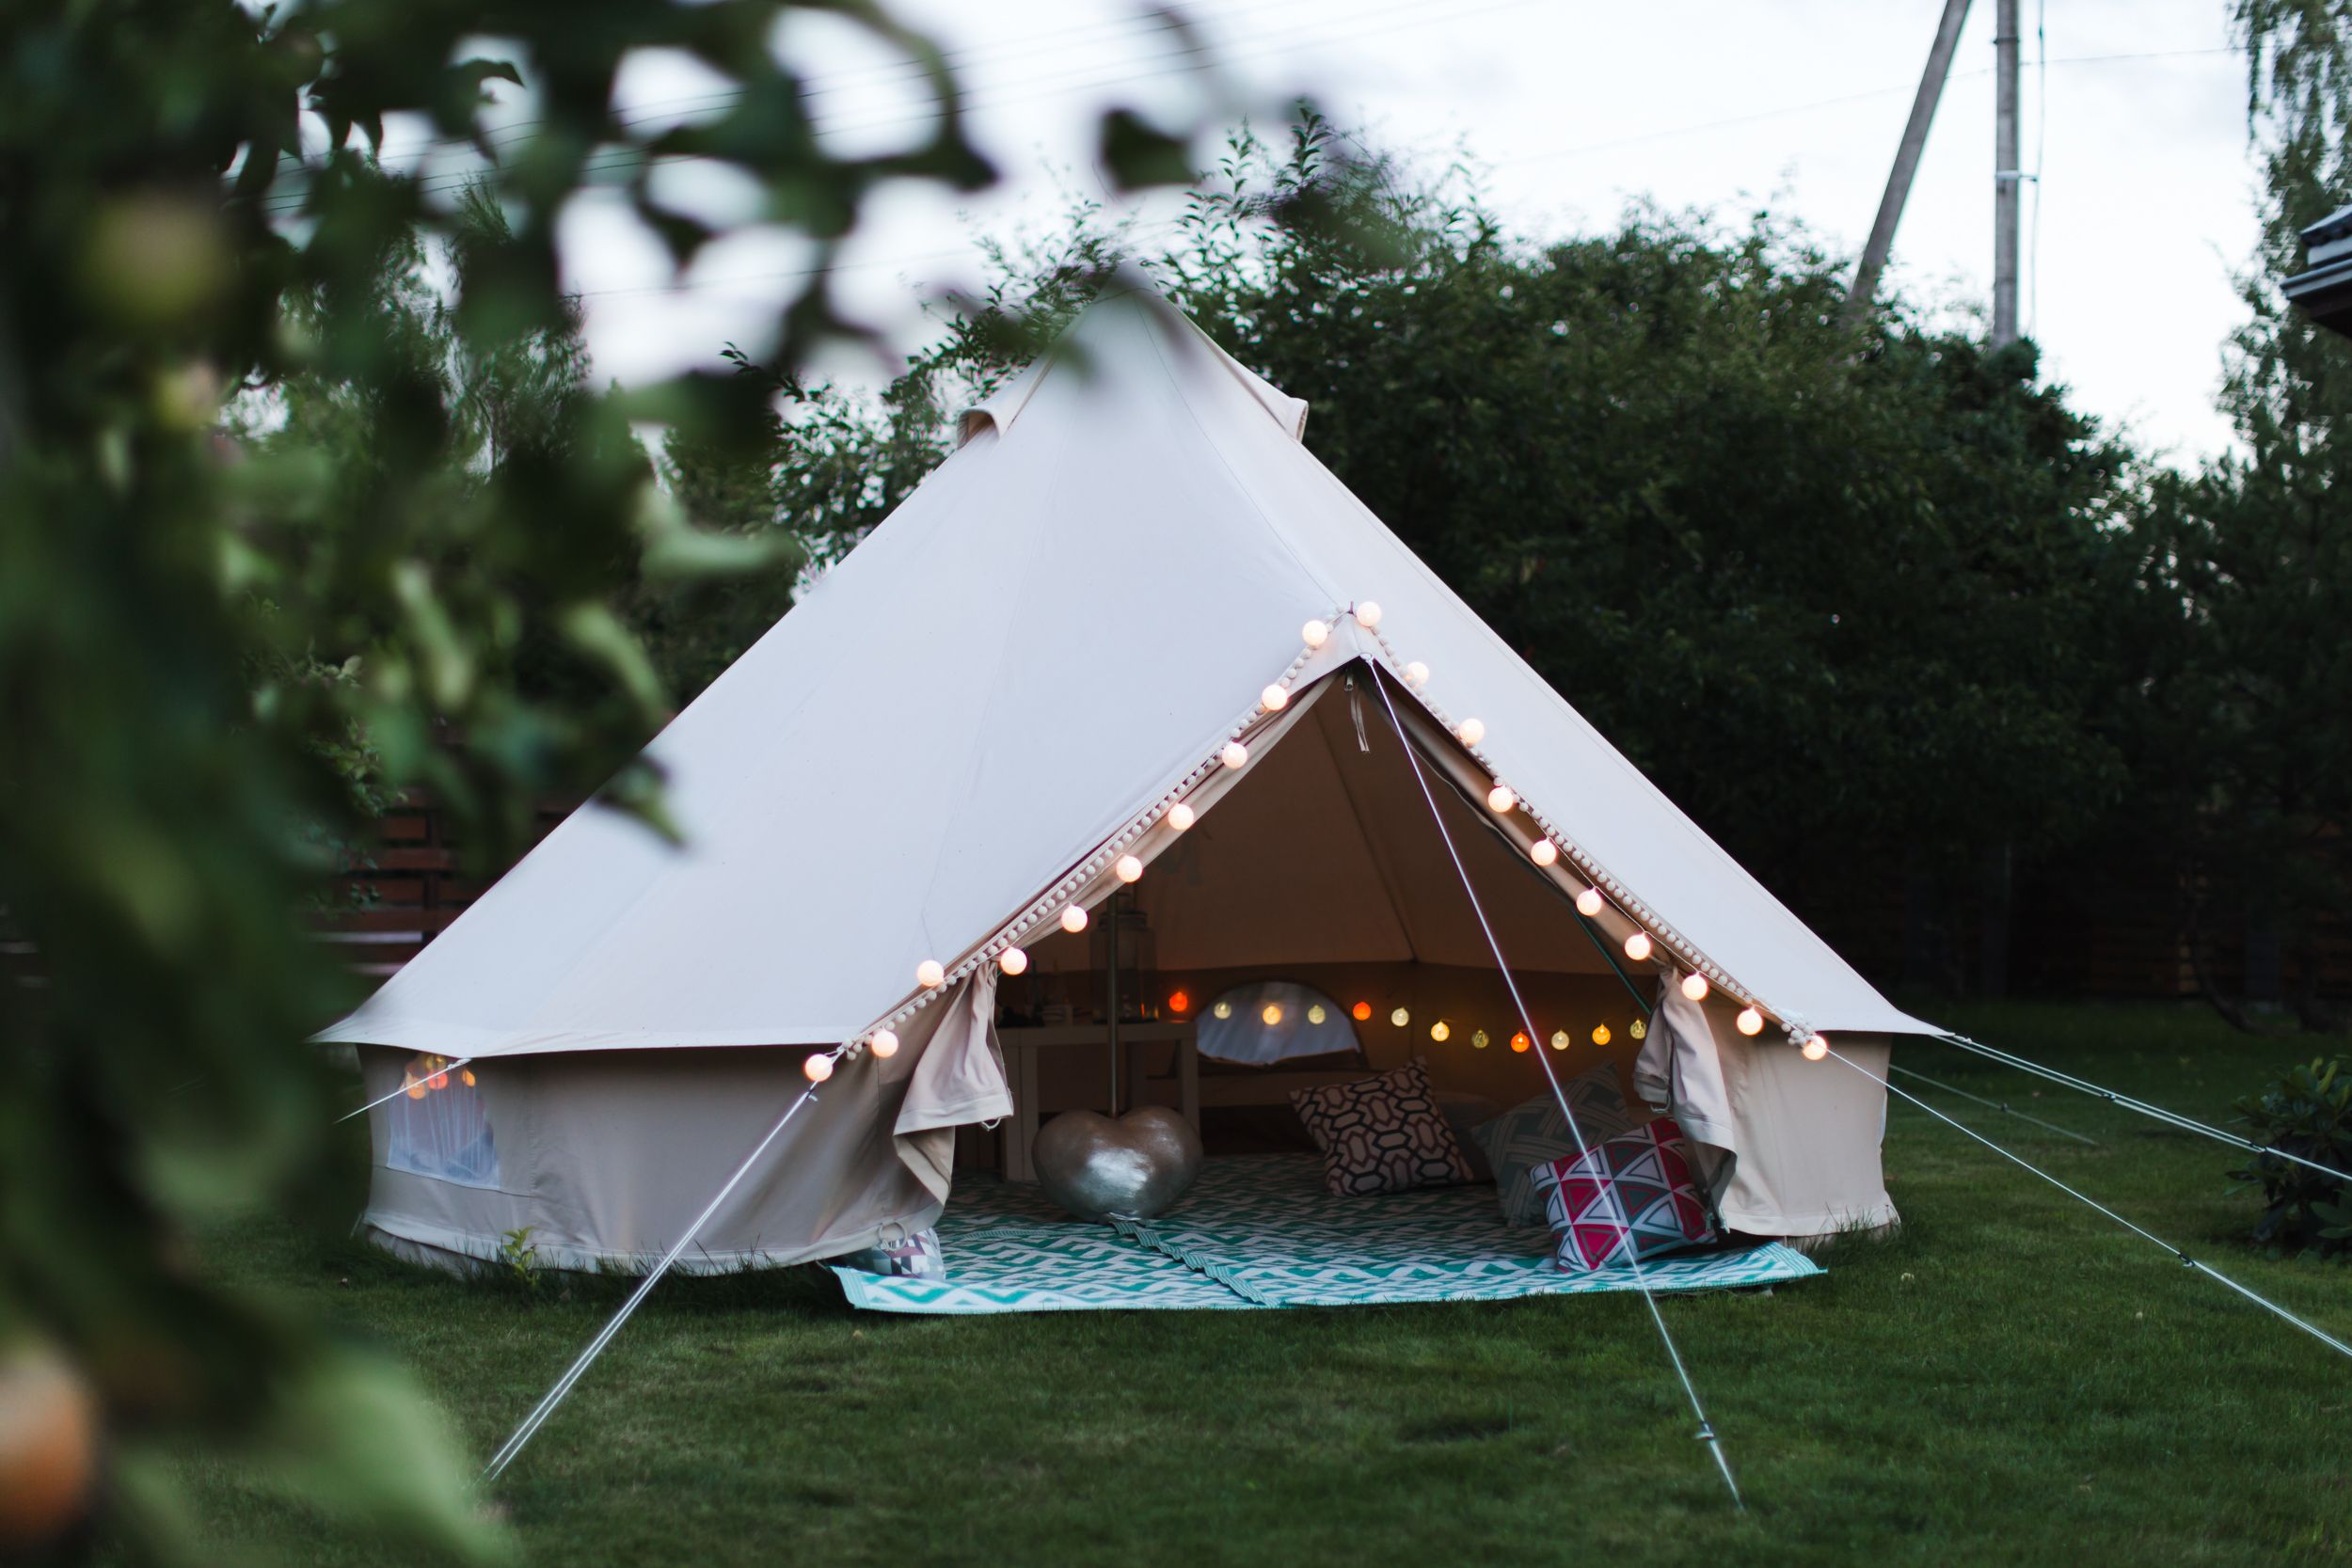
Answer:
[{"left": 995, "top": 1022, "right": 1200, "bottom": 1181}]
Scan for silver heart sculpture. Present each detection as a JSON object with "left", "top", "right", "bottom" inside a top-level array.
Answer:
[{"left": 1031, "top": 1105, "right": 1203, "bottom": 1222}]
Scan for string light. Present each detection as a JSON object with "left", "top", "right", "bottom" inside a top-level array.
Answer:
[
  {"left": 1302, "top": 619, "right": 1329, "bottom": 648},
  {"left": 1221, "top": 741, "right": 1248, "bottom": 769},
  {"left": 1391, "top": 1007, "right": 1410, "bottom": 1027},
  {"left": 1214, "top": 1000, "right": 1232, "bottom": 1019},
  {"left": 1431, "top": 1021, "right": 1451, "bottom": 1042},
  {"left": 1354, "top": 601, "right": 1383, "bottom": 629},
  {"left": 915, "top": 958, "right": 945, "bottom": 989},
  {"left": 1060, "top": 906, "right": 1089, "bottom": 934},
  {"left": 1472, "top": 1029, "right": 1490, "bottom": 1049},
  {"left": 1531, "top": 838, "right": 1559, "bottom": 866},
  {"left": 1352, "top": 1001, "right": 1373, "bottom": 1022},
  {"left": 1510, "top": 1032, "right": 1531, "bottom": 1053},
  {"left": 803, "top": 1053, "right": 834, "bottom": 1083},
  {"left": 1802, "top": 1033, "right": 1830, "bottom": 1062},
  {"left": 1576, "top": 887, "right": 1604, "bottom": 918},
  {"left": 1623, "top": 932, "right": 1653, "bottom": 962},
  {"left": 1592, "top": 1023, "right": 1612, "bottom": 1046},
  {"left": 869, "top": 1029, "right": 899, "bottom": 1059},
  {"left": 998, "top": 947, "right": 1028, "bottom": 976},
  {"left": 1486, "top": 784, "right": 1516, "bottom": 813},
  {"left": 1115, "top": 853, "right": 1143, "bottom": 883},
  {"left": 1736, "top": 1006, "right": 1764, "bottom": 1037},
  {"left": 1167, "top": 802, "right": 1195, "bottom": 832},
  {"left": 1456, "top": 718, "right": 1486, "bottom": 746},
  {"left": 1263, "top": 1004, "right": 1284, "bottom": 1025},
  {"left": 1549, "top": 1030, "right": 1571, "bottom": 1051},
  {"left": 1681, "top": 973, "right": 1709, "bottom": 1002},
  {"left": 1630, "top": 1018, "right": 1647, "bottom": 1039},
  {"left": 1261, "top": 683, "right": 1288, "bottom": 712},
  {"left": 1404, "top": 660, "right": 1429, "bottom": 687},
  {"left": 1168, "top": 990, "right": 1191, "bottom": 1014},
  {"left": 1308, "top": 1003, "right": 1327, "bottom": 1024},
  {"left": 461, "top": 1069, "right": 476, "bottom": 1086}
]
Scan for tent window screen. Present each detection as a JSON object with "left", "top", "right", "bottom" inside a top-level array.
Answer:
[
  {"left": 1196, "top": 982, "right": 1362, "bottom": 1065},
  {"left": 385, "top": 1054, "right": 500, "bottom": 1189}
]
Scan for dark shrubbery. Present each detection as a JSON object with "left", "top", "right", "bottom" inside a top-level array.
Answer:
[{"left": 2232, "top": 1057, "right": 2352, "bottom": 1256}]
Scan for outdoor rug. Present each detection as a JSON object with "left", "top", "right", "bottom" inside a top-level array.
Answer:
[{"left": 832, "top": 1153, "right": 1820, "bottom": 1314}]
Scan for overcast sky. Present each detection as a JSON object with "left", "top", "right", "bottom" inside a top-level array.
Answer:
[{"left": 546, "top": 0, "right": 2258, "bottom": 464}]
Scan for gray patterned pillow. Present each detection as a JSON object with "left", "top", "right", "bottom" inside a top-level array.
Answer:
[
  {"left": 1471, "top": 1064, "right": 1639, "bottom": 1226},
  {"left": 1291, "top": 1059, "right": 1476, "bottom": 1196}
]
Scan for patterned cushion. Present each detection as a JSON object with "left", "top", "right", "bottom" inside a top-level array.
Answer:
[
  {"left": 1531, "top": 1117, "right": 1715, "bottom": 1272},
  {"left": 1470, "top": 1065, "right": 1638, "bottom": 1227},
  {"left": 1290, "top": 1059, "right": 1476, "bottom": 1196}
]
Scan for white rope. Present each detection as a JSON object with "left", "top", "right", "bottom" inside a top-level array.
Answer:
[
  {"left": 483, "top": 1083, "right": 822, "bottom": 1481},
  {"left": 1829, "top": 1047, "right": 2352, "bottom": 1362},
  {"left": 338, "top": 1056, "right": 474, "bottom": 1124},
  {"left": 1363, "top": 664, "right": 1743, "bottom": 1510},
  {"left": 1936, "top": 1032, "right": 2352, "bottom": 1185},
  {"left": 1885, "top": 1063, "right": 2098, "bottom": 1147}
]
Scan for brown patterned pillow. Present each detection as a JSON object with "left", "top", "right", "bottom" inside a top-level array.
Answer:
[{"left": 1290, "top": 1059, "right": 1477, "bottom": 1196}]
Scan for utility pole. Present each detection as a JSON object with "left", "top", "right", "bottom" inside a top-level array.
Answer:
[
  {"left": 1843, "top": 0, "right": 1973, "bottom": 325},
  {"left": 1992, "top": 0, "right": 2022, "bottom": 346}
]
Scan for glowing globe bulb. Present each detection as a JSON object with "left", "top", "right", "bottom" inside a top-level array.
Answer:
[
  {"left": 1430, "top": 1020, "right": 1451, "bottom": 1042},
  {"left": 1221, "top": 741, "right": 1248, "bottom": 769},
  {"left": 915, "top": 958, "right": 945, "bottom": 989},
  {"left": 1168, "top": 990, "right": 1191, "bottom": 1014},
  {"left": 1472, "top": 1028, "right": 1490, "bottom": 1049},
  {"left": 1302, "top": 619, "right": 1329, "bottom": 648},
  {"left": 1060, "top": 906, "right": 1089, "bottom": 934},
  {"left": 1261, "top": 683, "right": 1289, "bottom": 712},
  {"left": 1531, "top": 838, "right": 1559, "bottom": 867},
  {"left": 1263, "top": 1003, "right": 1283, "bottom": 1025},
  {"left": 1456, "top": 718, "right": 1486, "bottom": 747},
  {"left": 998, "top": 947, "right": 1028, "bottom": 976},
  {"left": 1623, "top": 932, "right": 1653, "bottom": 962},
  {"left": 1681, "top": 973, "right": 1709, "bottom": 1003},
  {"left": 1629, "top": 1018, "right": 1647, "bottom": 1039},
  {"left": 1308, "top": 1003, "right": 1327, "bottom": 1024},
  {"left": 1404, "top": 661, "right": 1429, "bottom": 688},
  {"left": 803, "top": 1053, "right": 834, "bottom": 1083},
  {"left": 1354, "top": 600, "right": 1383, "bottom": 629},
  {"left": 1486, "top": 784, "right": 1516, "bottom": 813},
  {"left": 461, "top": 1069, "right": 476, "bottom": 1086},
  {"left": 1115, "top": 853, "right": 1143, "bottom": 884},
  {"left": 869, "top": 1029, "right": 899, "bottom": 1059},
  {"left": 1576, "top": 887, "right": 1604, "bottom": 918},
  {"left": 1549, "top": 1030, "right": 1571, "bottom": 1051},
  {"left": 1214, "top": 1001, "right": 1232, "bottom": 1020},
  {"left": 1591, "top": 1023, "right": 1612, "bottom": 1046},
  {"left": 1802, "top": 1033, "right": 1830, "bottom": 1062},
  {"left": 1736, "top": 1006, "right": 1764, "bottom": 1037},
  {"left": 1167, "top": 801, "right": 1195, "bottom": 832},
  {"left": 1352, "top": 1001, "right": 1373, "bottom": 1022},
  {"left": 1391, "top": 1007, "right": 1410, "bottom": 1027},
  {"left": 1510, "top": 1032, "right": 1531, "bottom": 1053}
]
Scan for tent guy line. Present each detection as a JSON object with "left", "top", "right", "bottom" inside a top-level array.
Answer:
[
  {"left": 483, "top": 1085, "right": 824, "bottom": 1481},
  {"left": 1883, "top": 1063, "right": 2098, "bottom": 1147},
  {"left": 337, "top": 1055, "right": 473, "bottom": 1124},
  {"left": 1362, "top": 656, "right": 1745, "bottom": 1511},
  {"left": 1935, "top": 1032, "right": 2352, "bottom": 1186},
  {"left": 1824, "top": 1046, "right": 2352, "bottom": 1365}
]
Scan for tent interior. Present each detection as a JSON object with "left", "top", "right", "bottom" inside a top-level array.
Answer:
[{"left": 354, "top": 657, "right": 1893, "bottom": 1311}]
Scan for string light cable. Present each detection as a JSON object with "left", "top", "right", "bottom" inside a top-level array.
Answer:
[
  {"left": 1934, "top": 1031, "right": 2352, "bottom": 1186},
  {"left": 1359, "top": 651, "right": 1744, "bottom": 1511},
  {"left": 1824, "top": 1044, "right": 2352, "bottom": 1364}
]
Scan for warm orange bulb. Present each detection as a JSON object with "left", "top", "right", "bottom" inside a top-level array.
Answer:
[
  {"left": 1510, "top": 1032, "right": 1532, "bottom": 1053},
  {"left": 1591, "top": 1023, "right": 1612, "bottom": 1046},
  {"left": 1262, "top": 1003, "right": 1284, "bottom": 1025},
  {"left": 1168, "top": 990, "right": 1191, "bottom": 1015},
  {"left": 1351, "top": 1001, "right": 1373, "bottom": 1022}
]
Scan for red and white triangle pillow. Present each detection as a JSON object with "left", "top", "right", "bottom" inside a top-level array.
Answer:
[{"left": 1529, "top": 1116, "right": 1716, "bottom": 1273}]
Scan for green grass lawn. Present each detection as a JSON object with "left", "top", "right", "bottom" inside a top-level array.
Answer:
[{"left": 153, "top": 1003, "right": 2352, "bottom": 1567}]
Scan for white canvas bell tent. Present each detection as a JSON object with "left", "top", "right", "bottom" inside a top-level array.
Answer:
[{"left": 322, "top": 278, "right": 1932, "bottom": 1276}]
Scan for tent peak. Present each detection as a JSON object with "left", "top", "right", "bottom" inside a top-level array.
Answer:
[{"left": 956, "top": 283, "right": 1308, "bottom": 450}]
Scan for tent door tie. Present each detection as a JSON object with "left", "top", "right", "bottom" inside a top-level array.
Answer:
[{"left": 1345, "top": 673, "right": 1370, "bottom": 752}]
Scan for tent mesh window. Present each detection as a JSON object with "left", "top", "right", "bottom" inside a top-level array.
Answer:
[
  {"left": 385, "top": 1054, "right": 500, "bottom": 1189},
  {"left": 1195, "top": 982, "right": 1363, "bottom": 1066}
]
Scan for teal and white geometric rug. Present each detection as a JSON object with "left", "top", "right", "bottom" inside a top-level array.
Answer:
[{"left": 832, "top": 1154, "right": 1820, "bottom": 1315}]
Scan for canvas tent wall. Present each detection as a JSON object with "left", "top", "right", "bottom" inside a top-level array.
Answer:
[{"left": 323, "top": 280, "right": 1926, "bottom": 1272}]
